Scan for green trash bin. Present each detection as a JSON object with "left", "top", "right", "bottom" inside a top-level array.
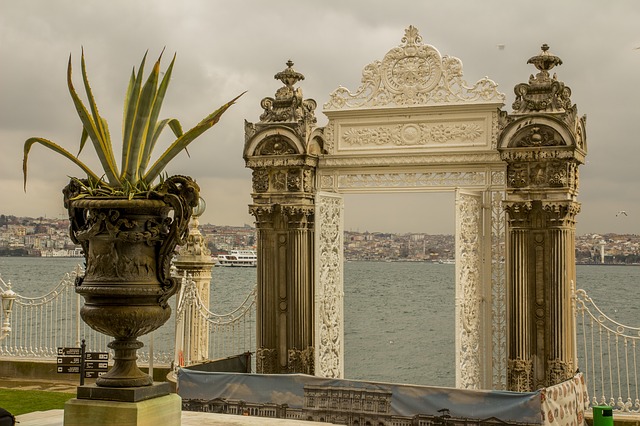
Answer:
[{"left": 592, "top": 405, "right": 613, "bottom": 426}]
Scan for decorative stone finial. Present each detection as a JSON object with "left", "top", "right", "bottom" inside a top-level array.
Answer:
[
  {"left": 401, "top": 25, "right": 423, "bottom": 47},
  {"left": 511, "top": 43, "right": 572, "bottom": 114},
  {"left": 528, "top": 45, "right": 562, "bottom": 72},
  {"left": 259, "top": 60, "right": 316, "bottom": 125},
  {"left": 274, "top": 60, "right": 305, "bottom": 88},
  {"left": 178, "top": 196, "right": 210, "bottom": 257},
  {"left": 527, "top": 44, "right": 563, "bottom": 84}
]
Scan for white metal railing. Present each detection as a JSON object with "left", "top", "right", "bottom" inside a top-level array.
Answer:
[
  {"left": 575, "top": 287, "right": 640, "bottom": 412},
  {"left": 174, "top": 272, "right": 256, "bottom": 369},
  {"left": 0, "top": 265, "right": 110, "bottom": 357},
  {"left": 0, "top": 266, "right": 256, "bottom": 373}
]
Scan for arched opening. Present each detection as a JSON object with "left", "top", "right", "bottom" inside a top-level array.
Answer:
[{"left": 343, "top": 192, "right": 455, "bottom": 387}]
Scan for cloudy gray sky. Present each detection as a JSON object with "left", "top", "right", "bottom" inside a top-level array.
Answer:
[{"left": 1, "top": 1, "right": 638, "bottom": 235}]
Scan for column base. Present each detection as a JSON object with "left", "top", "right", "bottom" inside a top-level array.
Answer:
[{"left": 64, "top": 393, "right": 181, "bottom": 426}]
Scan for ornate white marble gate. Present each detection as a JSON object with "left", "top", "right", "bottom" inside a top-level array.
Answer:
[
  {"left": 315, "top": 27, "right": 508, "bottom": 390},
  {"left": 245, "top": 26, "right": 510, "bottom": 389}
]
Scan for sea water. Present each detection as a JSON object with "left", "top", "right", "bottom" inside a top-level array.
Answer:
[{"left": 1, "top": 257, "right": 638, "bottom": 387}]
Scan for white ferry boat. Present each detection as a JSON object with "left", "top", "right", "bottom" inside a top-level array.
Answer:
[{"left": 215, "top": 250, "right": 257, "bottom": 267}]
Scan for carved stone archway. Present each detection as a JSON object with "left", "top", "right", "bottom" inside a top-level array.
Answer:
[{"left": 243, "top": 27, "right": 586, "bottom": 392}]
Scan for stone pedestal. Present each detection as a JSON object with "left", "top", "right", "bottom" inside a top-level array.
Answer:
[{"left": 64, "top": 390, "right": 180, "bottom": 426}]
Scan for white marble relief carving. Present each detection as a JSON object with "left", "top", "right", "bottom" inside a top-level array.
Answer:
[
  {"left": 341, "top": 122, "right": 484, "bottom": 147},
  {"left": 315, "top": 192, "right": 344, "bottom": 378},
  {"left": 455, "top": 190, "right": 482, "bottom": 389},
  {"left": 324, "top": 26, "right": 504, "bottom": 110},
  {"left": 491, "top": 190, "right": 507, "bottom": 390},
  {"left": 323, "top": 121, "right": 335, "bottom": 154},
  {"left": 491, "top": 170, "right": 506, "bottom": 186},
  {"left": 338, "top": 171, "right": 486, "bottom": 190},
  {"left": 319, "top": 152, "right": 502, "bottom": 169}
]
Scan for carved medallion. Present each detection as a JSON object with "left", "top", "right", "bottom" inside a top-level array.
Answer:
[{"left": 324, "top": 26, "right": 504, "bottom": 110}]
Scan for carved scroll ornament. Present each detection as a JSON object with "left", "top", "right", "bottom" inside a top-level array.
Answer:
[{"left": 324, "top": 26, "right": 504, "bottom": 110}]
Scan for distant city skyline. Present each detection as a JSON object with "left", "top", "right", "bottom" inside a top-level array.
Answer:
[{"left": 1, "top": 1, "right": 638, "bottom": 235}]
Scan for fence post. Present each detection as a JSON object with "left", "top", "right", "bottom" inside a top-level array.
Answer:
[{"left": 74, "top": 265, "right": 82, "bottom": 348}]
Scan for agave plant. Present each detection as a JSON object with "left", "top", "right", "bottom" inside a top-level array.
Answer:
[{"left": 23, "top": 49, "right": 242, "bottom": 197}]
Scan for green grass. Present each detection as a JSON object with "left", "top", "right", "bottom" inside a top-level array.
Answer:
[{"left": 0, "top": 388, "right": 75, "bottom": 416}]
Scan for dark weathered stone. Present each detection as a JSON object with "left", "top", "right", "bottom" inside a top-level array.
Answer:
[
  {"left": 76, "top": 382, "right": 172, "bottom": 402},
  {"left": 64, "top": 175, "right": 200, "bottom": 388}
]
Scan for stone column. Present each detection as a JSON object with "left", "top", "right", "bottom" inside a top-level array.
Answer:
[
  {"left": 543, "top": 201, "right": 580, "bottom": 385},
  {"left": 284, "top": 206, "right": 315, "bottom": 372},
  {"left": 173, "top": 199, "right": 214, "bottom": 364},
  {"left": 244, "top": 61, "right": 320, "bottom": 374},
  {"left": 504, "top": 202, "right": 533, "bottom": 391},
  {"left": 498, "top": 45, "right": 587, "bottom": 391}
]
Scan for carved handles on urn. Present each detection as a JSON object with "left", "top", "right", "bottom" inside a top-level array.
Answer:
[{"left": 64, "top": 175, "right": 200, "bottom": 307}]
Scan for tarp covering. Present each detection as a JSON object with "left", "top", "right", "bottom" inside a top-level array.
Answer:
[
  {"left": 178, "top": 369, "right": 543, "bottom": 424},
  {"left": 541, "top": 373, "right": 589, "bottom": 426}
]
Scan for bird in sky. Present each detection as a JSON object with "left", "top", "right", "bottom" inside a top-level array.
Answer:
[{"left": 616, "top": 211, "right": 628, "bottom": 217}]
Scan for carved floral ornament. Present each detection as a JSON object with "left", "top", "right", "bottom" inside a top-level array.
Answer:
[
  {"left": 324, "top": 25, "right": 505, "bottom": 110},
  {"left": 341, "top": 122, "right": 484, "bottom": 147},
  {"left": 456, "top": 192, "right": 483, "bottom": 389},
  {"left": 506, "top": 161, "right": 572, "bottom": 189},
  {"left": 315, "top": 193, "right": 344, "bottom": 378},
  {"left": 251, "top": 165, "right": 315, "bottom": 194}
]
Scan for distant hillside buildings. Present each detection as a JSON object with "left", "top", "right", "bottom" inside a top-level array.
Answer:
[{"left": 0, "top": 214, "right": 638, "bottom": 264}]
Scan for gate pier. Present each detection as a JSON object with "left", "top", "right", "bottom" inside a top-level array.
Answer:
[
  {"left": 244, "top": 61, "right": 322, "bottom": 374},
  {"left": 498, "top": 44, "right": 587, "bottom": 391}
]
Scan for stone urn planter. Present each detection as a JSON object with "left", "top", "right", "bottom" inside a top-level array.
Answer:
[
  {"left": 22, "top": 50, "right": 240, "bottom": 389},
  {"left": 64, "top": 175, "right": 199, "bottom": 387}
]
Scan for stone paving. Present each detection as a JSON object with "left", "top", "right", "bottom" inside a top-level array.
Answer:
[{"left": 17, "top": 410, "right": 329, "bottom": 426}]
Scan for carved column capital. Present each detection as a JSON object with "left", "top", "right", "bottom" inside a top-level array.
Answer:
[
  {"left": 508, "top": 358, "right": 534, "bottom": 392},
  {"left": 503, "top": 201, "right": 533, "bottom": 227},
  {"left": 249, "top": 204, "right": 275, "bottom": 225},
  {"left": 547, "top": 358, "right": 574, "bottom": 386},
  {"left": 281, "top": 205, "right": 315, "bottom": 229},
  {"left": 541, "top": 200, "right": 581, "bottom": 227},
  {"left": 287, "top": 347, "right": 315, "bottom": 375},
  {"left": 256, "top": 347, "right": 278, "bottom": 374}
]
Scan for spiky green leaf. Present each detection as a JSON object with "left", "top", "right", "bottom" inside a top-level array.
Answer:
[
  {"left": 122, "top": 52, "right": 147, "bottom": 176},
  {"left": 67, "top": 56, "right": 120, "bottom": 186},
  {"left": 140, "top": 53, "right": 176, "bottom": 172},
  {"left": 122, "top": 53, "right": 161, "bottom": 183},
  {"left": 23, "top": 137, "right": 102, "bottom": 191},
  {"left": 142, "top": 92, "right": 244, "bottom": 184}
]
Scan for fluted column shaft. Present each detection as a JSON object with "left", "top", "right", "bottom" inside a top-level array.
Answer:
[
  {"left": 505, "top": 201, "right": 579, "bottom": 391},
  {"left": 253, "top": 206, "right": 314, "bottom": 374},
  {"left": 507, "top": 224, "right": 533, "bottom": 391}
]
